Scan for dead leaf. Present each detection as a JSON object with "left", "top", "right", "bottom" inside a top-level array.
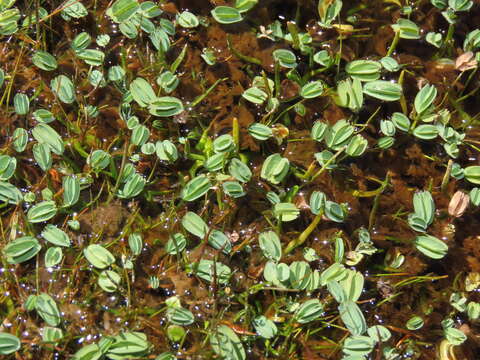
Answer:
[
  {"left": 455, "top": 51, "right": 477, "bottom": 72},
  {"left": 448, "top": 190, "right": 470, "bottom": 217}
]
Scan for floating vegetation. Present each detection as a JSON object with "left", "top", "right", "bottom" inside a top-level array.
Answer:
[{"left": 2, "top": 0, "right": 480, "bottom": 358}]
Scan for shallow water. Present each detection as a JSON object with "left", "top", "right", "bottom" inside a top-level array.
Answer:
[{"left": 1, "top": 0, "right": 480, "bottom": 359}]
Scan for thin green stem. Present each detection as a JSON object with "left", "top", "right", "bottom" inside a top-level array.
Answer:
[
  {"left": 310, "top": 147, "right": 346, "bottom": 182},
  {"left": 368, "top": 172, "right": 390, "bottom": 231},
  {"left": 284, "top": 210, "right": 323, "bottom": 255},
  {"left": 191, "top": 78, "right": 227, "bottom": 107},
  {"left": 441, "top": 159, "right": 453, "bottom": 194},
  {"left": 386, "top": 31, "right": 400, "bottom": 57},
  {"left": 108, "top": 140, "right": 129, "bottom": 203},
  {"left": 441, "top": 23, "right": 455, "bottom": 57}
]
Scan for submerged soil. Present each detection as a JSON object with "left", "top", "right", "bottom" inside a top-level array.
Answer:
[{"left": 1, "top": 0, "right": 480, "bottom": 359}]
